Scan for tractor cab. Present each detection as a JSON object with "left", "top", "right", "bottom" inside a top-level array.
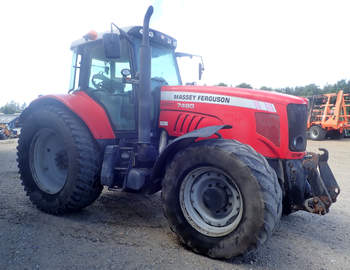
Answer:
[{"left": 69, "top": 27, "right": 180, "bottom": 133}]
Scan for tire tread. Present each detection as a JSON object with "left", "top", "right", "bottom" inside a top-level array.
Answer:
[
  {"left": 162, "top": 139, "right": 282, "bottom": 258},
  {"left": 17, "top": 104, "right": 103, "bottom": 214}
]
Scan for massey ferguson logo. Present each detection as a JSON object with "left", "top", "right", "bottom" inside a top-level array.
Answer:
[
  {"left": 161, "top": 91, "right": 276, "bottom": 113},
  {"left": 173, "top": 94, "right": 231, "bottom": 104}
]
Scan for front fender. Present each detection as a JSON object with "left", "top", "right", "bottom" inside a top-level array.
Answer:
[
  {"left": 28, "top": 91, "right": 115, "bottom": 140},
  {"left": 148, "top": 125, "right": 232, "bottom": 194}
]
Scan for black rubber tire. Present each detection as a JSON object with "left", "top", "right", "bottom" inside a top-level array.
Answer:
[
  {"left": 162, "top": 139, "right": 282, "bottom": 259},
  {"left": 309, "top": 125, "right": 326, "bottom": 140},
  {"left": 345, "top": 130, "right": 350, "bottom": 138},
  {"left": 17, "top": 104, "right": 103, "bottom": 214},
  {"left": 327, "top": 130, "right": 344, "bottom": 140}
]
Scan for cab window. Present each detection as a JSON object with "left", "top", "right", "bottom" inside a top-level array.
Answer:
[{"left": 86, "top": 40, "right": 135, "bottom": 131}]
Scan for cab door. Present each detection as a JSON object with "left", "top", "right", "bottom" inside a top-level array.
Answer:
[{"left": 87, "top": 57, "right": 136, "bottom": 132}]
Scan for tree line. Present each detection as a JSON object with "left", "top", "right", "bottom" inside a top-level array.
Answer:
[
  {"left": 0, "top": 101, "right": 27, "bottom": 114},
  {"left": 1, "top": 79, "right": 350, "bottom": 114},
  {"left": 217, "top": 79, "right": 350, "bottom": 97}
]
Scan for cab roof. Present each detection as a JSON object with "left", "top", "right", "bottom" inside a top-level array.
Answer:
[{"left": 70, "top": 26, "right": 177, "bottom": 50}]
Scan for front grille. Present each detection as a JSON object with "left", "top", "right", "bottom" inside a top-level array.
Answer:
[{"left": 287, "top": 104, "right": 307, "bottom": 152}]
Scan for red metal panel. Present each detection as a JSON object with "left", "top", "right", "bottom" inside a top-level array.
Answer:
[
  {"left": 159, "top": 86, "right": 307, "bottom": 160},
  {"left": 37, "top": 91, "right": 115, "bottom": 139},
  {"left": 255, "top": 112, "right": 280, "bottom": 147}
]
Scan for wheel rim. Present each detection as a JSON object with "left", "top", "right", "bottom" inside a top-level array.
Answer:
[
  {"left": 29, "top": 128, "right": 68, "bottom": 194},
  {"left": 312, "top": 128, "right": 319, "bottom": 138},
  {"left": 180, "top": 167, "right": 243, "bottom": 237}
]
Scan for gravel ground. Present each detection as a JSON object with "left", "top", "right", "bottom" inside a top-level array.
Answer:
[{"left": 0, "top": 138, "right": 349, "bottom": 270}]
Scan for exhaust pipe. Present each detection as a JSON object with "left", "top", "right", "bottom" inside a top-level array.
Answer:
[
  {"left": 137, "top": 6, "right": 157, "bottom": 162},
  {"left": 138, "top": 6, "right": 153, "bottom": 145}
]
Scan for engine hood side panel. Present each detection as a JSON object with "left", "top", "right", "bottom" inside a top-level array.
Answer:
[{"left": 159, "top": 86, "right": 305, "bottom": 160}]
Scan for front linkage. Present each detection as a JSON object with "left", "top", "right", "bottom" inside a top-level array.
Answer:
[
  {"left": 302, "top": 149, "right": 340, "bottom": 214},
  {"left": 284, "top": 149, "right": 340, "bottom": 215}
]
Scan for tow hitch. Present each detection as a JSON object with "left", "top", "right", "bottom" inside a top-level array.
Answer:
[{"left": 302, "top": 148, "right": 340, "bottom": 215}]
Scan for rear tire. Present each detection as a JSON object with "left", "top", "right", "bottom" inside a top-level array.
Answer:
[
  {"left": 17, "top": 104, "right": 103, "bottom": 214},
  {"left": 162, "top": 139, "right": 282, "bottom": 259},
  {"left": 309, "top": 125, "right": 326, "bottom": 140}
]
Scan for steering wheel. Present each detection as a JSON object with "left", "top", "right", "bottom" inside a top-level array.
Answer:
[
  {"left": 92, "top": 72, "right": 109, "bottom": 90},
  {"left": 151, "top": 77, "right": 168, "bottom": 92},
  {"left": 151, "top": 77, "right": 168, "bottom": 85},
  {"left": 91, "top": 72, "right": 125, "bottom": 93}
]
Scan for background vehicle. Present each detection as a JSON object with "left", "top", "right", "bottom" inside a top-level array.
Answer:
[
  {"left": 17, "top": 6, "right": 339, "bottom": 259},
  {"left": 0, "top": 113, "right": 20, "bottom": 139},
  {"left": 0, "top": 125, "right": 15, "bottom": 140},
  {"left": 307, "top": 90, "right": 350, "bottom": 140},
  {"left": 0, "top": 127, "right": 6, "bottom": 140}
]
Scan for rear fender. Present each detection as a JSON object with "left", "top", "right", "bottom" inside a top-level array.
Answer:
[
  {"left": 147, "top": 125, "right": 232, "bottom": 194},
  {"left": 24, "top": 91, "right": 115, "bottom": 140}
]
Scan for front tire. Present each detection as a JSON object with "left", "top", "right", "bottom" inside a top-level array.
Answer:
[
  {"left": 162, "top": 139, "right": 282, "bottom": 259},
  {"left": 17, "top": 104, "right": 103, "bottom": 214}
]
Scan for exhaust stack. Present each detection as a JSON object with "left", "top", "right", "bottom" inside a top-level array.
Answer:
[
  {"left": 137, "top": 6, "right": 157, "bottom": 162},
  {"left": 138, "top": 6, "right": 153, "bottom": 145}
]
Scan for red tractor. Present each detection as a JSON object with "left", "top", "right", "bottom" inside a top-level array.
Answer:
[{"left": 17, "top": 7, "right": 340, "bottom": 259}]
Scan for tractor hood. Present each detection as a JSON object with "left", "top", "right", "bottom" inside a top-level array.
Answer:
[
  {"left": 160, "top": 86, "right": 308, "bottom": 107},
  {"left": 159, "top": 85, "right": 308, "bottom": 160}
]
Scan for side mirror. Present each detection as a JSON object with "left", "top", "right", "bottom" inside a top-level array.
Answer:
[
  {"left": 176, "top": 52, "right": 205, "bottom": 81},
  {"left": 199, "top": 62, "right": 204, "bottom": 80},
  {"left": 103, "top": 33, "right": 121, "bottom": 59}
]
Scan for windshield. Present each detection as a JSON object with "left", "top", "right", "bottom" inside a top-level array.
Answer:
[{"left": 134, "top": 40, "right": 181, "bottom": 85}]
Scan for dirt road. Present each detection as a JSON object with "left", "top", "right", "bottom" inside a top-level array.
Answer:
[{"left": 0, "top": 139, "right": 349, "bottom": 270}]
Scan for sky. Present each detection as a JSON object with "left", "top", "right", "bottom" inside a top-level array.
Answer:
[{"left": 1, "top": 0, "right": 350, "bottom": 106}]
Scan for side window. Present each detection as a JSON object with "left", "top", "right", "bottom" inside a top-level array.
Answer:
[
  {"left": 88, "top": 59, "right": 131, "bottom": 93},
  {"left": 69, "top": 52, "right": 81, "bottom": 91},
  {"left": 89, "top": 59, "right": 111, "bottom": 90}
]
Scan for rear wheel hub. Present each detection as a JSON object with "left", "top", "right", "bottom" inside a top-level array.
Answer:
[
  {"left": 29, "top": 128, "right": 68, "bottom": 194},
  {"left": 203, "top": 188, "right": 227, "bottom": 212}
]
